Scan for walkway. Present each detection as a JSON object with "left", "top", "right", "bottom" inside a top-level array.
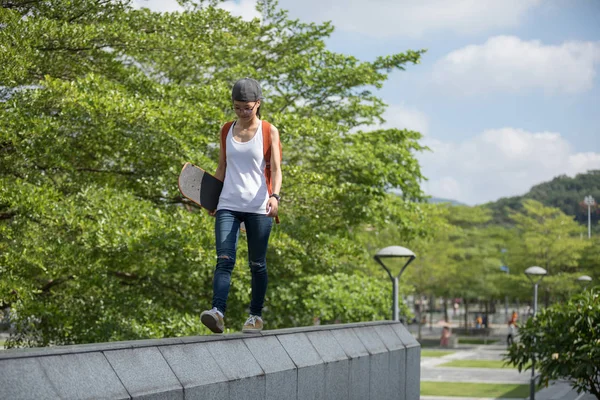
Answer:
[{"left": 420, "top": 343, "right": 595, "bottom": 400}]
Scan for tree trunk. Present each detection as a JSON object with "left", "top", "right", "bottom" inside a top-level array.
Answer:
[
  {"left": 443, "top": 298, "right": 449, "bottom": 322},
  {"left": 464, "top": 298, "right": 469, "bottom": 333},
  {"left": 484, "top": 301, "right": 489, "bottom": 328},
  {"left": 417, "top": 294, "right": 422, "bottom": 341},
  {"left": 429, "top": 294, "right": 434, "bottom": 331}
]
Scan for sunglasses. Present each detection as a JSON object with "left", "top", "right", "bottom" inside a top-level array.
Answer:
[{"left": 232, "top": 101, "right": 259, "bottom": 114}]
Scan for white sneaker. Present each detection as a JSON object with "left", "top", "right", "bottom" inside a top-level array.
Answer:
[
  {"left": 200, "top": 308, "right": 224, "bottom": 333},
  {"left": 242, "top": 315, "right": 263, "bottom": 333}
]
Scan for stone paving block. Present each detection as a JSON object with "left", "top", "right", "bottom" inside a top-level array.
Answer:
[
  {"left": 323, "top": 360, "right": 349, "bottom": 400},
  {"left": 263, "top": 369, "right": 297, "bottom": 400},
  {"left": 277, "top": 333, "right": 325, "bottom": 400},
  {"left": 330, "top": 327, "right": 371, "bottom": 400},
  {"left": 306, "top": 331, "right": 349, "bottom": 400},
  {"left": 297, "top": 361, "right": 326, "bottom": 400},
  {"left": 369, "top": 352, "right": 391, "bottom": 400},
  {"left": 375, "top": 324, "right": 407, "bottom": 400},
  {"left": 405, "top": 345, "right": 420, "bottom": 400},
  {"left": 390, "top": 323, "right": 419, "bottom": 348},
  {"left": 205, "top": 339, "right": 265, "bottom": 400},
  {"left": 306, "top": 331, "right": 348, "bottom": 363},
  {"left": 228, "top": 375, "right": 267, "bottom": 400},
  {"left": 0, "top": 357, "right": 61, "bottom": 400},
  {"left": 347, "top": 355, "right": 371, "bottom": 400},
  {"left": 352, "top": 326, "right": 388, "bottom": 355},
  {"left": 243, "top": 336, "right": 297, "bottom": 400},
  {"left": 276, "top": 333, "right": 322, "bottom": 368},
  {"left": 388, "top": 350, "right": 405, "bottom": 400},
  {"left": 353, "top": 326, "right": 390, "bottom": 400},
  {"left": 104, "top": 347, "right": 183, "bottom": 400},
  {"left": 374, "top": 324, "right": 405, "bottom": 352},
  {"left": 40, "top": 352, "right": 130, "bottom": 400},
  {"left": 159, "top": 343, "right": 228, "bottom": 400},
  {"left": 389, "top": 323, "right": 421, "bottom": 400},
  {"left": 330, "top": 328, "right": 369, "bottom": 359},
  {"left": 243, "top": 336, "right": 296, "bottom": 373}
]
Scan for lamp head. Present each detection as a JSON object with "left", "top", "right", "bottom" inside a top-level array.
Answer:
[
  {"left": 524, "top": 266, "right": 547, "bottom": 284},
  {"left": 584, "top": 196, "right": 596, "bottom": 206},
  {"left": 374, "top": 246, "right": 416, "bottom": 280},
  {"left": 374, "top": 246, "right": 416, "bottom": 259}
]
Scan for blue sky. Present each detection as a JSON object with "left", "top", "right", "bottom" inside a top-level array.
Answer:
[{"left": 135, "top": 0, "right": 600, "bottom": 205}]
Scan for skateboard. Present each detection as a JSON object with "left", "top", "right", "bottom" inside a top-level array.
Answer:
[{"left": 178, "top": 162, "right": 223, "bottom": 212}]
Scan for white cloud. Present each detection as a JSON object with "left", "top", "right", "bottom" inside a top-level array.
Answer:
[
  {"left": 277, "top": 0, "right": 541, "bottom": 38},
  {"left": 132, "top": 0, "right": 260, "bottom": 20},
  {"left": 219, "top": 0, "right": 261, "bottom": 20},
  {"left": 433, "top": 36, "right": 600, "bottom": 95},
  {"left": 381, "top": 105, "right": 429, "bottom": 136},
  {"left": 132, "top": 0, "right": 184, "bottom": 12},
  {"left": 127, "top": 1, "right": 544, "bottom": 38},
  {"left": 419, "top": 128, "right": 600, "bottom": 204}
]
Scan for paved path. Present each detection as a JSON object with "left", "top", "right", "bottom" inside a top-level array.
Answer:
[
  {"left": 421, "top": 397, "right": 523, "bottom": 400},
  {"left": 0, "top": 332, "right": 7, "bottom": 350},
  {"left": 422, "top": 366, "right": 530, "bottom": 385},
  {"left": 420, "top": 345, "right": 595, "bottom": 399},
  {"left": 421, "top": 345, "right": 530, "bottom": 384}
]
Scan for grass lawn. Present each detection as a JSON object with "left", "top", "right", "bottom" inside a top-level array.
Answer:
[
  {"left": 0, "top": 339, "right": 5, "bottom": 349},
  {"left": 439, "top": 359, "right": 515, "bottom": 369},
  {"left": 421, "top": 350, "right": 455, "bottom": 357},
  {"left": 421, "top": 382, "right": 532, "bottom": 398},
  {"left": 458, "top": 337, "right": 499, "bottom": 345}
]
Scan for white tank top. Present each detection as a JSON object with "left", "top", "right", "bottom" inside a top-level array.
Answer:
[{"left": 217, "top": 121, "right": 269, "bottom": 214}]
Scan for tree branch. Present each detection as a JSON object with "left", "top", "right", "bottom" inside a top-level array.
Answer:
[
  {"left": 40, "top": 276, "right": 75, "bottom": 292},
  {"left": 76, "top": 167, "right": 136, "bottom": 176},
  {"left": 2, "top": 0, "right": 45, "bottom": 9},
  {"left": 111, "top": 271, "right": 139, "bottom": 280},
  {"left": 0, "top": 212, "right": 16, "bottom": 220}
]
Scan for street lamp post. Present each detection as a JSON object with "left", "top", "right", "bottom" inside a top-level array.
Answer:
[
  {"left": 584, "top": 196, "right": 595, "bottom": 239},
  {"left": 500, "top": 265, "right": 510, "bottom": 320},
  {"left": 577, "top": 275, "right": 592, "bottom": 290},
  {"left": 525, "top": 266, "right": 548, "bottom": 400},
  {"left": 500, "top": 248, "right": 509, "bottom": 322},
  {"left": 374, "top": 246, "right": 416, "bottom": 322}
]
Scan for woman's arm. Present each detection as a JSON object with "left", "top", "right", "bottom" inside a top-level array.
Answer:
[
  {"left": 214, "top": 137, "right": 227, "bottom": 182},
  {"left": 269, "top": 125, "right": 282, "bottom": 195},
  {"left": 266, "top": 125, "right": 282, "bottom": 217}
]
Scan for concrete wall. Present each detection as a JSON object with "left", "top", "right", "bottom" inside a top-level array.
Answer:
[{"left": 0, "top": 321, "right": 420, "bottom": 400}]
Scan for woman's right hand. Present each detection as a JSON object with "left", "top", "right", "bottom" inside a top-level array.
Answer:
[{"left": 208, "top": 209, "right": 217, "bottom": 217}]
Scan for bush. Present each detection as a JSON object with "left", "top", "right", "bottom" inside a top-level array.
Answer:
[{"left": 506, "top": 287, "right": 600, "bottom": 398}]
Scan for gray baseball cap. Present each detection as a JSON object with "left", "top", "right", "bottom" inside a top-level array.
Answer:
[{"left": 232, "top": 78, "right": 263, "bottom": 102}]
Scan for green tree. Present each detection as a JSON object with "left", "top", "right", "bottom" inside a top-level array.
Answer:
[
  {"left": 484, "top": 170, "right": 600, "bottom": 228},
  {"left": 1, "top": 0, "right": 428, "bottom": 346},
  {"left": 579, "top": 234, "right": 600, "bottom": 283},
  {"left": 509, "top": 200, "right": 590, "bottom": 304},
  {"left": 401, "top": 204, "right": 454, "bottom": 338},
  {"left": 506, "top": 288, "right": 600, "bottom": 398}
]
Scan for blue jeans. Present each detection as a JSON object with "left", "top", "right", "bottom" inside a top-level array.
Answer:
[{"left": 212, "top": 209, "right": 273, "bottom": 317}]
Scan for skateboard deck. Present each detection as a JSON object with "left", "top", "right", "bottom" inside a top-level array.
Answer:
[{"left": 178, "top": 162, "right": 223, "bottom": 212}]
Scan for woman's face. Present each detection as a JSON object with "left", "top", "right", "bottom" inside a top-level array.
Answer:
[{"left": 233, "top": 100, "right": 260, "bottom": 119}]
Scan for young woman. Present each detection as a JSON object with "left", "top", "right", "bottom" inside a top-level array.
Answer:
[{"left": 200, "top": 78, "right": 282, "bottom": 334}]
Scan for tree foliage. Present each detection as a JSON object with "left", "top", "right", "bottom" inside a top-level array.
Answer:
[
  {"left": 0, "top": 0, "right": 428, "bottom": 346},
  {"left": 357, "top": 198, "right": 593, "bottom": 322},
  {"left": 506, "top": 288, "right": 600, "bottom": 399},
  {"left": 485, "top": 170, "right": 600, "bottom": 228}
]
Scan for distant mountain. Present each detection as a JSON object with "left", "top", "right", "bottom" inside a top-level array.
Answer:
[
  {"left": 483, "top": 170, "right": 600, "bottom": 226},
  {"left": 427, "top": 197, "right": 466, "bottom": 206}
]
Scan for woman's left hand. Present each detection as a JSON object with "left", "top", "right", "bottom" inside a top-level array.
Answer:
[{"left": 266, "top": 197, "right": 278, "bottom": 217}]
